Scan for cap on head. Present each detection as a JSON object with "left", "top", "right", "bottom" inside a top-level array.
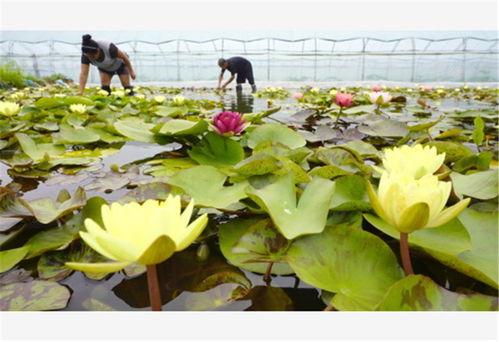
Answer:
[
  {"left": 81, "top": 34, "right": 99, "bottom": 53},
  {"left": 218, "top": 58, "right": 226, "bottom": 68}
]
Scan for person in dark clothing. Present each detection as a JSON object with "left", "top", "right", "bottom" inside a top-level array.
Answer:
[
  {"left": 217, "top": 57, "right": 257, "bottom": 93},
  {"left": 77, "top": 34, "right": 136, "bottom": 95}
]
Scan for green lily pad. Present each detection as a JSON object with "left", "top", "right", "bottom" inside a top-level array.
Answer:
[
  {"left": 168, "top": 165, "right": 248, "bottom": 208},
  {"left": 232, "top": 153, "right": 280, "bottom": 177},
  {"left": 37, "top": 250, "right": 75, "bottom": 281},
  {"left": 20, "top": 187, "right": 87, "bottom": 224},
  {"left": 365, "top": 211, "right": 497, "bottom": 288},
  {"left": 188, "top": 132, "right": 244, "bottom": 168},
  {"left": 52, "top": 124, "right": 101, "bottom": 144},
  {"left": 243, "top": 285, "right": 294, "bottom": 311},
  {"left": 114, "top": 118, "right": 155, "bottom": 143},
  {"left": 155, "top": 106, "right": 188, "bottom": 117},
  {"left": 330, "top": 175, "right": 371, "bottom": 211},
  {"left": 377, "top": 275, "right": 498, "bottom": 311},
  {"left": 286, "top": 226, "right": 404, "bottom": 310},
  {"left": 357, "top": 117, "right": 408, "bottom": 137},
  {"left": 247, "top": 174, "right": 335, "bottom": 239},
  {"left": 84, "top": 169, "right": 137, "bottom": 193},
  {"left": 119, "top": 182, "right": 172, "bottom": 204},
  {"left": 15, "top": 133, "right": 65, "bottom": 162},
  {"left": 426, "top": 141, "right": 474, "bottom": 163},
  {"left": 451, "top": 169, "right": 498, "bottom": 200},
  {"left": 218, "top": 217, "right": 294, "bottom": 275},
  {"left": 156, "top": 119, "right": 208, "bottom": 136},
  {"left": 0, "top": 246, "right": 30, "bottom": 273},
  {"left": 144, "top": 157, "right": 197, "bottom": 177},
  {"left": 0, "top": 280, "right": 71, "bottom": 311},
  {"left": 247, "top": 123, "right": 306, "bottom": 149}
]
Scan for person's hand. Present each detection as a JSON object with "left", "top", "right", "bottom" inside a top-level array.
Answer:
[{"left": 130, "top": 71, "right": 136, "bottom": 80}]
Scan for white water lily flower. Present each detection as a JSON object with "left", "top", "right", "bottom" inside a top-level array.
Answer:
[
  {"left": 69, "top": 104, "right": 87, "bottom": 114},
  {"left": 65, "top": 196, "right": 208, "bottom": 273},
  {"left": 112, "top": 90, "right": 126, "bottom": 98},
  {"left": 0, "top": 101, "right": 21, "bottom": 116},
  {"left": 369, "top": 91, "right": 392, "bottom": 105},
  {"left": 367, "top": 173, "right": 470, "bottom": 233},
  {"left": 98, "top": 89, "right": 110, "bottom": 96}
]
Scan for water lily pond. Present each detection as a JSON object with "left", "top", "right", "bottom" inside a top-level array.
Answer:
[{"left": 0, "top": 84, "right": 497, "bottom": 311}]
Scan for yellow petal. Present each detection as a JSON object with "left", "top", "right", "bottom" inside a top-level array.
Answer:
[
  {"left": 365, "top": 181, "right": 390, "bottom": 224},
  {"left": 65, "top": 261, "right": 131, "bottom": 273},
  {"left": 136, "top": 235, "right": 176, "bottom": 265},
  {"left": 94, "top": 233, "right": 141, "bottom": 262},
  {"left": 398, "top": 202, "right": 430, "bottom": 233},
  {"left": 80, "top": 229, "right": 117, "bottom": 260},
  {"left": 427, "top": 198, "right": 471, "bottom": 228},
  {"left": 176, "top": 213, "right": 208, "bottom": 251}
]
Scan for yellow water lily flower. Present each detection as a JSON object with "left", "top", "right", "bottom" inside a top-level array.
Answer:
[
  {"left": 154, "top": 95, "right": 166, "bottom": 103},
  {"left": 172, "top": 95, "right": 185, "bottom": 106},
  {"left": 0, "top": 101, "right": 21, "bottom": 116},
  {"left": 66, "top": 196, "right": 208, "bottom": 273},
  {"left": 375, "top": 144, "right": 445, "bottom": 179},
  {"left": 111, "top": 90, "right": 126, "bottom": 98},
  {"left": 69, "top": 104, "right": 87, "bottom": 114},
  {"left": 367, "top": 172, "right": 470, "bottom": 234},
  {"left": 97, "top": 89, "right": 110, "bottom": 96}
]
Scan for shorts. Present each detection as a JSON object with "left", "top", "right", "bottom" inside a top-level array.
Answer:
[
  {"left": 98, "top": 62, "right": 129, "bottom": 76},
  {"left": 236, "top": 65, "right": 255, "bottom": 84}
]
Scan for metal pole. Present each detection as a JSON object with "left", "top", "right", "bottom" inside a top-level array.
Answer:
[{"left": 361, "top": 38, "right": 366, "bottom": 81}]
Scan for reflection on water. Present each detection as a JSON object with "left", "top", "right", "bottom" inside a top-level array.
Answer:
[{"left": 222, "top": 92, "right": 255, "bottom": 114}]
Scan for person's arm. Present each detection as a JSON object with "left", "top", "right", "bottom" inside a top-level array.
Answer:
[
  {"left": 117, "top": 49, "right": 136, "bottom": 80},
  {"left": 77, "top": 63, "right": 90, "bottom": 95},
  {"left": 217, "top": 71, "right": 224, "bottom": 89},
  {"left": 222, "top": 74, "right": 235, "bottom": 88}
]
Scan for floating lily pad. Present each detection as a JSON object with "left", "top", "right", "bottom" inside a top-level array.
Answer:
[
  {"left": 52, "top": 124, "right": 101, "bottom": 144},
  {"left": 0, "top": 280, "right": 71, "bottom": 311},
  {"left": 426, "top": 141, "right": 474, "bottom": 163},
  {"left": 243, "top": 286, "right": 294, "bottom": 311},
  {"left": 451, "top": 169, "right": 498, "bottom": 200},
  {"left": 377, "top": 275, "right": 498, "bottom": 311},
  {"left": 358, "top": 117, "right": 408, "bottom": 137},
  {"left": 286, "top": 226, "right": 404, "bottom": 310},
  {"left": 114, "top": 118, "right": 155, "bottom": 143},
  {"left": 20, "top": 187, "right": 87, "bottom": 224},
  {"left": 188, "top": 132, "right": 244, "bottom": 168},
  {"left": 329, "top": 175, "right": 371, "bottom": 211},
  {"left": 156, "top": 119, "right": 208, "bottom": 136},
  {"left": 168, "top": 165, "right": 248, "bottom": 208},
  {"left": 119, "top": 182, "right": 172, "bottom": 204},
  {"left": 247, "top": 174, "right": 335, "bottom": 239},
  {"left": 0, "top": 246, "right": 30, "bottom": 273},
  {"left": 15, "top": 133, "right": 65, "bottom": 162},
  {"left": 247, "top": 123, "right": 306, "bottom": 149},
  {"left": 218, "top": 217, "right": 294, "bottom": 275}
]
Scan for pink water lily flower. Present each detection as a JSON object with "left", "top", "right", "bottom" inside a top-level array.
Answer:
[
  {"left": 335, "top": 93, "right": 354, "bottom": 107},
  {"left": 292, "top": 92, "right": 303, "bottom": 99},
  {"left": 371, "top": 86, "right": 382, "bottom": 92},
  {"left": 213, "top": 111, "right": 247, "bottom": 135}
]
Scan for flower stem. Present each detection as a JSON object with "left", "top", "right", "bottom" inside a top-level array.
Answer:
[
  {"left": 335, "top": 108, "right": 343, "bottom": 126},
  {"left": 400, "top": 233, "right": 414, "bottom": 275},
  {"left": 263, "top": 261, "right": 274, "bottom": 284},
  {"left": 146, "top": 264, "right": 162, "bottom": 311}
]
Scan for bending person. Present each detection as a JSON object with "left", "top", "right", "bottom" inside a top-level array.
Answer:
[
  {"left": 77, "top": 34, "right": 136, "bottom": 95},
  {"left": 217, "top": 56, "right": 256, "bottom": 93}
]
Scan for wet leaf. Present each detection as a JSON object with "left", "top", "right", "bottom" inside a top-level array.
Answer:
[
  {"left": 37, "top": 250, "right": 75, "bottom": 281},
  {"left": 243, "top": 286, "right": 294, "bottom": 311},
  {"left": 451, "top": 169, "right": 498, "bottom": 200},
  {"left": 218, "top": 217, "right": 293, "bottom": 275},
  {"left": 330, "top": 175, "right": 371, "bottom": 211},
  {"left": 0, "top": 280, "right": 70, "bottom": 311},
  {"left": 286, "top": 226, "right": 404, "bottom": 310},
  {"left": 20, "top": 187, "right": 87, "bottom": 224},
  {"left": 0, "top": 246, "right": 30, "bottom": 273},
  {"left": 156, "top": 119, "right": 208, "bottom": 136},
  {"left": 168, "top": 165, "right": 248, "bottom": 208},
  {"left": 377, "top": 275, "right": 498, "bottom": 311},
  {"left": 247, "top": 174, "right": 335, "bottom": 239},
  {"left": 247, "top": 123, "right": 306, "bottom": 149},
  {"left": 188, "top": 132, "right": 244, "bottom": 168}
]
